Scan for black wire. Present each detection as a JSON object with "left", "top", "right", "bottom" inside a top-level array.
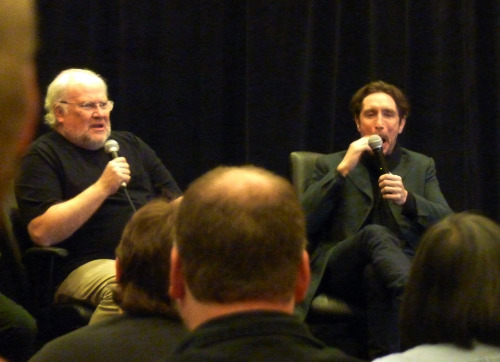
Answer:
[{"left": 122, "top": 187, "right": 137, "bottom": 213}]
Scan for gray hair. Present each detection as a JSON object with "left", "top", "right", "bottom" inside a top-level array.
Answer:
[{"left": 44, "top": 68, "right": 108, "bottom": 128}]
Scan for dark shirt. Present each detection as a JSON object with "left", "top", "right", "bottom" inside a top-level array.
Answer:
[
  {"left": 29, "top": 314, "right": 186, "bottom": 362},
  {"left": 173, "top": 311, "right": 364, "bottom": 361},
  {"left": 15, "top": 130, "right": 181, "bottom": 283},
  {"left": 361, "top": 145, "right": 417, "bottom": 239}
]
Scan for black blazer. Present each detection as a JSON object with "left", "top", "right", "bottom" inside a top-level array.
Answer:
[{"left": 296, "top": 147, "right": 453, "bottom": 319}]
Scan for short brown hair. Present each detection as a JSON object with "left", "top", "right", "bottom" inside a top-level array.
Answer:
[
  {"left": 400, "top": 212, "right": 500, "bottom": 349},
  {"left": 114, "top": 198, "right": 179, "bottom": 318},
  {"left": 349, "top": 80, "right": 410, "bottom": 121},
  {"left": 175, "top": 166, "right": 307, "bottom": 304}
]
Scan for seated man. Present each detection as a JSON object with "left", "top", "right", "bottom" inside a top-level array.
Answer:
[
  {"left": 296, "top": 81, "right": 453, "bottom": 358},
  {"left": 29, "top": 198, "right": 187, "bottom": 361},
  {"left": 169, "top": 166, "right": 362, "bottom": 361},
  {"left": 15, "top": 68, "right": 181, "bottom": 324}
]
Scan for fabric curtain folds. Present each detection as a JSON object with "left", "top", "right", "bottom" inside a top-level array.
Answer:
[{"left": 35, "top": 0, "right": 500, "bottom": 221}]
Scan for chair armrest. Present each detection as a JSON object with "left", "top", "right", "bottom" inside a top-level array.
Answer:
[
  {"left": 22, "top": 246, "right": 70, "bottom": 314},
  {"left": 23, "top": 246, "right": 69, "bottom": 260}
]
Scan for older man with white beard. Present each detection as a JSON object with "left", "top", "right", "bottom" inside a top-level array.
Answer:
[{"left": 15, "top": 68, "right": 181, "bottom": 325}]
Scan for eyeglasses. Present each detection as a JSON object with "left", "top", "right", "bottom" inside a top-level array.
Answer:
[{"left": 59, "top": 100, "right": 114, "bottom": 112}]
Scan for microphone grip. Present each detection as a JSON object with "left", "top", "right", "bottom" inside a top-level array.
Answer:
[
  {"left": 108, "top": 150, "right": 126, "bottom": 187},
  {"left": 374, "top": 148, "right": 389, "bottom": 174}
]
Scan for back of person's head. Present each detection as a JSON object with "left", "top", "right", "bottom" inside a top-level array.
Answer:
[
  {"left": 44, "top": 68, "right": 107, "bottom": 129},
  {"left": 400, "top": 212, "right": 500, "bottom": 349},
  {"left": 0, "top": 0, "right": 38, "bottom": 201},
  {"left": 175, "top": 165, "right": 307, "bottom": 304},
  {"left": 114, "top": 198, "right": 179, "bottom": 318},
  {"left": 349, "top": 80, "right": 410, "bottom": 121}
]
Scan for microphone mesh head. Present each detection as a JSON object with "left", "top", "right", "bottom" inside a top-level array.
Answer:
[
  {"left": 368, "top": 135, "right": 383, "bottom": 150},
  {"left": 104, "top": 139, "right": 119, "bottom": 153}
]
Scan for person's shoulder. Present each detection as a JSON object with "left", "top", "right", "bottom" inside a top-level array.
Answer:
[
  {"left": 316, "top": 151, "right": 346, "bottom": 166},
  {"left": 111, "top": 130, "right": 138, "bottom": 143},
  {"left": 28, "top": 131, "right": 59, "bottom": 148},
  {"left": 310, "top": 346, "right": 366, "bottom": 362},
  {"left": 400, "top": 148, "right": 436, "bottom": 169},
  {"left": 29, "top": 315, "right": 186, "bottom": 361},
  {"left": 28, "top": 323, "right": 98, "bottom": 361},
  {"left": 111, "top": 131, "right": 153, "bottom": 150},
  {"left": 400, "top": 147, "right": 432, "bottom": 160},
  {"left": 323, "top": 150, "right": 346, "bottom": 157},
  {"left": 373, "top": 342, "right": 500, "bottom": 362},
  {"left": 23, "top": 131, "right": 67, "bottom": 157}
]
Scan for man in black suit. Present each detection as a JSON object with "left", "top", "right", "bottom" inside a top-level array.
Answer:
[{"left": 297, "top": 81, "right": 453, "bottom": 358}]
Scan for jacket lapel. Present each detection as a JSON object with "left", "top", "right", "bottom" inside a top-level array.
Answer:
[
  {"left": 346, "top": 164, "right": 373, "bottom": 201},
  {"left": 391, "top": 150, "right": 411, "bottom": 181}
]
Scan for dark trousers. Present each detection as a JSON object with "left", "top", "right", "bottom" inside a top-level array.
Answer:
[{"left": 320, "top": 224, "right": 412, "bottom": 358}]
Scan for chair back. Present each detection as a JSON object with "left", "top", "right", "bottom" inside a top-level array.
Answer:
[
  {"left": 2, "top": 181, "right": 93, "bottom": 341},
  {"left": 289, "top": 151, "right": 324, "bottom": 198}
]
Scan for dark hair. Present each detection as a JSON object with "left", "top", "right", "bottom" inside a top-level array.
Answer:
[
  {"left": 400, "top": 212, "right": 500, "bottom": 349},
  {"left": 175, "top": 165, "right": 306, "bottom": 304},
  {"left": 349, "top": 80, "right": 410, "bottom": 120},
  {"left": 113, "top": 198, "right": 179, "bottom": 318}
]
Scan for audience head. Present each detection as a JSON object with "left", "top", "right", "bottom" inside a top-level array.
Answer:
[
  {"left": 170, "top": 165, "right": 310, "bottom": 328},
  {"left": 114, "top": 198, "right": 180, "bottom": 319},
  {"left": 400, "top": 212, "right": 500, "bottom": 349},
  {"left": 0, "top": 0, "right": 38, "bottom": 201},
  {"left": 44, "top": 68, "right": 111, "bottom": 150},
  {"left": 349, "top": 80, "right": 410, "bottom": 122}
]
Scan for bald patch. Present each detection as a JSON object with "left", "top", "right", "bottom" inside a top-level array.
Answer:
[{"left": 206, "top": 168, "right": 279, "bottom": 204}]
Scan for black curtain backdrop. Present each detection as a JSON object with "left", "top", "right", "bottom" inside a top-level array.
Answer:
[{"left": 35, "top": 1, "right": 500, "bottom": 221}]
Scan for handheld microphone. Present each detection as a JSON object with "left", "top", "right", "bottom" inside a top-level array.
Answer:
[
  {"left": 104, "top": 139, "right": 127, "bottom": 188},
  {"left": 368, "top": 135, "right": 389, "bottom": 174},
  {"left": 104, "top": 139, "right": 137, "bottom": 212},
  {"left": 104, "top": 139, "right": 120, "bottom": 159}
]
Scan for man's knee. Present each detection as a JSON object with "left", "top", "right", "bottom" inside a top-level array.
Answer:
[
  {"left": 360, "top": 224, "right": 391, "bottom": 237},
  {"left": 358, "top": 225, "right": 402, "bottom": 249}
]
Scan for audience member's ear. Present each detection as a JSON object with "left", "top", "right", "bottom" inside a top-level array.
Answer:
[
  {"left": 294, "top": 250, "right": 311, "bottom": 303},
  {"left": 169, "top": 245, "right": 185, "bottom": 299},
  {"left": 115, "top": 258, "right": 122, "bottom": 283}
]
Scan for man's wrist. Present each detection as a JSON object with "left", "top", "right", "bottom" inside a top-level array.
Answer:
[{"left": 336, "top": 162, "right": 349, "bottom": 177}]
